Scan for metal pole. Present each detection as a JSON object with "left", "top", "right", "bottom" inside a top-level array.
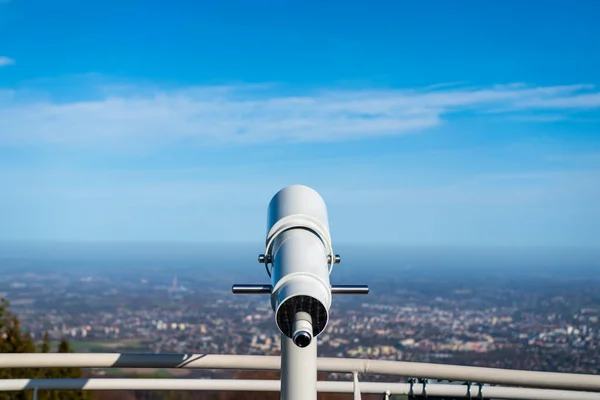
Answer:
[{"left": 281, "top": 334, "right": 317, "bottom": 400}]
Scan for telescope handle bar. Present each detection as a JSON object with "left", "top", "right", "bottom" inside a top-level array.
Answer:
[{"left": 232, "top": 284, "right": 369, "bottom": 295}]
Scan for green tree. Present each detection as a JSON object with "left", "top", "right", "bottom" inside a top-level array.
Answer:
[
  {"left": 0, "top": 298, "right": 90, "bottom": 400},
  {"left": 0, "top": 298, "right": 37, "bottom": 399},
  {"left": 35, "top": 337, "right": 90, "bottom": 400},
  {"left": 40, "top": 332, "right": 51, "bottom": 354}
]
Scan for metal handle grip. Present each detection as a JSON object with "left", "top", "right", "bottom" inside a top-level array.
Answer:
[
  {"left": 232, "top": 284, "right": 369, "bottom": 294},
  {"left": 331, "top": 285, "right": 369, "bottom": 294},
  {"left": 231, "top": 284, "right": 272, "bottom": 294}
]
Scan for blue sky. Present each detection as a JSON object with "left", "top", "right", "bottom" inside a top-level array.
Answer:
[{"left": 0, "top": 0, "right": 599, "bottom": 246}]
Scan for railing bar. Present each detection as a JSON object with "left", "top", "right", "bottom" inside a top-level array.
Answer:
[
  {"left": 0, "top": 379, "right": 599, "bottom": 400},
  {"left": 1, "top": 354, "right": 599, "bottom": 392}
]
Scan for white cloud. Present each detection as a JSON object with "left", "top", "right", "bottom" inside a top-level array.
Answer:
[
  {"left": 517, "top": 92, "right": 600, "bottom": 109},
  {"left": 0, "top": 56, "right": 15, "bottom": 67},
  {"left": 0, "top": 81, "right": 599, "bottom": 147}
]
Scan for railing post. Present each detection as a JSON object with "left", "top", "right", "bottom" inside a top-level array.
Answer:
[
  {"left": 353, "top": 371, "right": 362, "bottom": 400},
  {"left": 281, "top": 334, "right": 317, "bottom": 400}
]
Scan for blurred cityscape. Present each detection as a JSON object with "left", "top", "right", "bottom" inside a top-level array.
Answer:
[{"left": 1, "top": 248, "right": 599, "bottom": 382}]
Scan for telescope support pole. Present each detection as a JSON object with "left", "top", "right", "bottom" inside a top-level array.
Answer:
[{"left": 280, "top": 334, "right": 317, "bottom": 400}]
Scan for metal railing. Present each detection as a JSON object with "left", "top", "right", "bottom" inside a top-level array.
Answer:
[{"left": 1, "top": 353, "right": 600, "bottom": 399}]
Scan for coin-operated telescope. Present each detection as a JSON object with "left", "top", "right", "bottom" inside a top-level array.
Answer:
[
  {"left": 265, "top": 184, "right": 337, "bottom": 348},
  {"left": 233, "top": 185, "right": 368, "bottom": 400}
]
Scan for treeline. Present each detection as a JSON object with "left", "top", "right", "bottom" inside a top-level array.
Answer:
[{"left": 0, "top": 298, "right": 89, "bottom": 400}]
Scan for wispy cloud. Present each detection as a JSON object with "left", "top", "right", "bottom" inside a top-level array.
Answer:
[
  {"left": 0, "top": 81, "right": 599, "bottom": 147},
  {"left": 0, "top": 56, "right": 15, "bottom": 67}
]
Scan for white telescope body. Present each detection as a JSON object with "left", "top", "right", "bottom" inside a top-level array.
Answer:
[
  {"left": 230, "top": 184, "right": 367, "bottom": 400},
  {"left": 266, "top": 185, "right": 333, "bottom": 347}
]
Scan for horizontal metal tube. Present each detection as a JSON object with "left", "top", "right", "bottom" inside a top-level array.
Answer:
[
  {"left": 1, "top": 354, "right": 599, "bottom": 392},
  {"left": 232, "top": 285, "right": 369, "bottom": 294},
  {"left": 331, "top": 285, "right": 369, "bottom": 294},
  {"left": 232, "top": 284, "right": 272, "bottom": 294},
  {"left": 0, "top": 379, "right": 599, "bottom": 400}
]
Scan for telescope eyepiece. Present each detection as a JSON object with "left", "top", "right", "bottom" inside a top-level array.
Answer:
[
  {"left": 291, "top": 311, "right": 313, "bottom": 348},
  {"left": 293, "top": 330, "right": 312, "bottom": 348}
]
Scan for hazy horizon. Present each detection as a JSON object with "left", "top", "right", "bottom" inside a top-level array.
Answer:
[{"left": 1, "top": 241, "right": 598, "bottom": 279}]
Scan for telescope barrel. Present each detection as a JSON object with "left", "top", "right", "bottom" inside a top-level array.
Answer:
[{"left": 266, "top": 185, "right": 334, "bottom": 343}]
